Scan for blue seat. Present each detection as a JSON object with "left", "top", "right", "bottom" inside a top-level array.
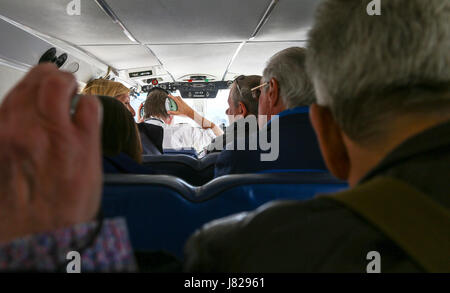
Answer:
[
  {"left": 163, "top": 148, "right": 198, "bottom": 158},
  {"left": 142, "top": 153, "right": 219, "bottom": 185},
  {"left": 138, "top": 123, "right": 164, "bottom": 155},
  {"left": 101, "top": 173, "right": 348, "bottom": 259}
]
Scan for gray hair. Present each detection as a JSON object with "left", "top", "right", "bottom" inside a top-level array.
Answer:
[
  {"left": 307, "top": 0, "right": 450, "bottom": 143},
  {"left": 263, "top": 47, "right": 316, "bottom": 109}
]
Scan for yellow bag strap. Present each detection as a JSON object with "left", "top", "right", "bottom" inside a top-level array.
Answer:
[{"left": 325, "top": 176, "right": 450, "bottom": 272}]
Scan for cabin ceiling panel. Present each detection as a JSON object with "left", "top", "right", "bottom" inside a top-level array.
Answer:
[
  {"left": 228, "top": 41, "right": 307, "bottom": 77},
  {"left": 0, "top": 64, "right": 26, "bottom": 103},
  {"left": 252, "top": 0, "right": 319, "bottom": 41},
  {"left": 0, "top": 0, "right": 134, "bottom": 45},
  {"left": 148, "top": 43, "right": 240, "bottom": 80},
  {"left": 81, "top": 45, "right": 160, "bottom": 70},
  {"left": 107, "top": 0, "right": 272, "bottom": 44}
]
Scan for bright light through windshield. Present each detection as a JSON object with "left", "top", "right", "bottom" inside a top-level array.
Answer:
[{"left": 201, "top": 89, "right": 230, "bottom": 127}]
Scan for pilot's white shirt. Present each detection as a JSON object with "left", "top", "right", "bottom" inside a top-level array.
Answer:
[{"left": 145, "top": 117, "right": 216, "bottom": 153}]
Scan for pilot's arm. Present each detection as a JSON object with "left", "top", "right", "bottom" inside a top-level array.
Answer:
[{"left": 167, "top": 95, "right": 224, "bottom": 137}]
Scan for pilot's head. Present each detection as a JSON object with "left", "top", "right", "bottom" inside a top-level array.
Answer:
[
  {"left": 306, "top": 0, "right": 450, "bottom": 186},
  {"left": 226, "top": 75, "right": 261, "bottom": 124},
  {"left": 143, "top": 89, "right": 174, "bottom": 125},
  {"left": 258, "top": 47, "right": 315, "bottom": 127},
  {"left": 82, "top": 79, "right": 136, "bottom": 117}
]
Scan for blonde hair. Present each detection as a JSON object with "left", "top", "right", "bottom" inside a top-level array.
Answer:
[{"left": 81, "top": 79, "right": 130, "bottom": 97}]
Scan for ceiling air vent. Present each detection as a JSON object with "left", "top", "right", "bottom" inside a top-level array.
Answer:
[
  {"left": 179, "top": 74, "right": 217, "bottom": 82},
  {"left": 38, "top": 47, "right": 68, "bottom": 68}
]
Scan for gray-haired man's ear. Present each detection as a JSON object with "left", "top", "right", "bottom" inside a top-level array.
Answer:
[
  {"left": 267, "top": 78, "right": 280, "bottom": 108},
  {"left": 310, "top": 103, "right": 350, "bottom": 181}
]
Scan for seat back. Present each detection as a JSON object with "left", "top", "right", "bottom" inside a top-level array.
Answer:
[
  {"left": 140, "top": 131, "right": 163, "bottom": 155},
  {"left": 142, "top": 153, "right": 219, "bottom": 185},
  {"left": 102, "top": 173, "right": 348, "bottom": 259},
  {"left": 138, "top": 123, "right": 164, "bottom": 155},
  {"left": 164, "top": 148, "right": 198, "bottom": 158}
]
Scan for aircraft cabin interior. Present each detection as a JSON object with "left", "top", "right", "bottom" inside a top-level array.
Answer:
[{"left": 0, "top": 0, "right": 448, "bottom": 276}]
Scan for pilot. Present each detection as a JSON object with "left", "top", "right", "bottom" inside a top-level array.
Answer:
[{"left": 141, "top": 88, "right": 223, "bottom": 153}]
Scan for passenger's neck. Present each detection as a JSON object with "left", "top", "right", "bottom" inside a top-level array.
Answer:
[
  {"left": 147, "top": 116, "right": 165, "bottom": 123},
  {"left": 344, "top": 115, "right": 450, "bottom": 187}
]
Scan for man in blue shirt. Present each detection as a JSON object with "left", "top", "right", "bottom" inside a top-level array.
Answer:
[{"left": 214, "top": 47, "right": 326, "bottom": 177}]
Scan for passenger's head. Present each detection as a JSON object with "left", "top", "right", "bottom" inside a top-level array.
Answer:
[
  {"left": 143, "top": 88, "right": 173, "bottom": 124},
  {"left": 226, "top": 75, "right": 261, "bottom": 124},
  {"left": 307, "top": 0, "right": 450, "bottom": 186},
  {"left": 82, "top": 79, "right": 136, "bottom": 117},
  {"left": 98, "top": 96, "right": 142, "bottom": 164},
  {"left": 258, "top": 47, "right": 315, "bottom": 126}
]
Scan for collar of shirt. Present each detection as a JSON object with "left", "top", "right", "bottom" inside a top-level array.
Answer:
[
  {"left": 145, "top": 117, "right": 165, "bottom": 127},
  {"left": 266, "top": 106, "right": 310, "bottom": 128}
]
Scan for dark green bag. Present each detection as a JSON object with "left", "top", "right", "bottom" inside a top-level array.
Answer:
[{"left": 327, "top": 176, "right": 450, "bottom": 272}]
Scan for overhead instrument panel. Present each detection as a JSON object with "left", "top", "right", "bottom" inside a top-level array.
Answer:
[{"left": 141, "top": 81, "right": 230, "bottom": 99}]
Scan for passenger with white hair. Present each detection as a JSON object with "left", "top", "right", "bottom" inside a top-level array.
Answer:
[
  {"left": 214, "top": 47, "right": 327, "bottom": 177},
  {"left": 185, "top": 0, "right": 450, "bottom": 272}
]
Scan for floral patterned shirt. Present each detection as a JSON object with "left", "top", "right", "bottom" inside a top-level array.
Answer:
[{"left": 0, "top": 218, "right": 137, "bottom": 272}]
